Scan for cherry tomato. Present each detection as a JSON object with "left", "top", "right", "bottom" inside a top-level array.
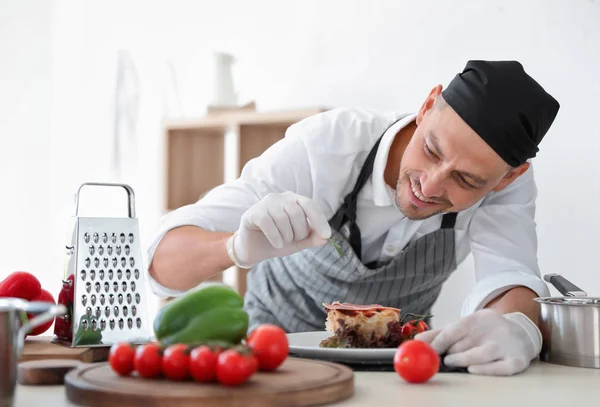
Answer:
[
  {"left": 402, "top": 320, "right": 429, "bottom": 339},
  {"left": 401, "top": 323, "right": 417, "bottom": 339},
  {"left": 134, "top": 343, "right": 162, "bottom": 379},
  {"left": 393, "top": 340, "right": 439, "bottom": 383},
  {"left": 162, "top": 344, "right": 190, "bottom": 381},
  {"left": 189, "top": 345, "right": 221, "bottom": 382},
  {"left": 416, "top": 320, "right": 428, "bottom": 332},
  {"left": 246, "top": 324, "right": 289, "bottom": 371},
  {"left": 109, "top": 343, "right": 136, "bottom": 376},
  {"left": 216, "top": 349, "right": 258, "bottom": 386}
]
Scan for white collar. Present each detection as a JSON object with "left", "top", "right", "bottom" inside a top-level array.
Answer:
[{"left": 371, "top": 113, "right": 418, "bottom": 207}]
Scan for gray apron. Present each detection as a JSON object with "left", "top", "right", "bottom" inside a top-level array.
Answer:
[{"left": 244, "top": 117, "right": 458, "bottom": 333}]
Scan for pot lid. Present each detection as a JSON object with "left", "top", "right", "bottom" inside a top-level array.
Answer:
[{"left": 535, "top": 297, "right": 600, "bottom": 306}]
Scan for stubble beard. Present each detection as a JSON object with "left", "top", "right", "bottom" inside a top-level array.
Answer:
[{"left": 394, "top": 173, "right": 449, "bottom": 221}]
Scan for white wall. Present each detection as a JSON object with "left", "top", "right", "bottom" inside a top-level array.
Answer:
[
  {"left": 0, "top": 0, "right": 56, "bottom": 295},
  {"left": 3, "top": 0, "right": 600, "bottom": 328}
]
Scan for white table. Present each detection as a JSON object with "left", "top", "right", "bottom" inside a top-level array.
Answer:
[{"left": 15, "top": 361, "right": 600, "bottom": 407}]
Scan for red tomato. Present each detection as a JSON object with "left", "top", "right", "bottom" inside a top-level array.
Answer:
[
  {"left": 162, "top": 344, "right": 190, "bottom": 381},
  {"left": 27, "top": 288, "right": 56, "bottom": 336},
  {"left": 402, "top": 320, "right": 429, "bottom": 340},
  {"left": 0, "top": 271, "right": 41, "bottom": 300},
  {"left": 393, "top": 340, "right": 439, "bottom": 383},
  {"left": 216, "top": 349, "right": 258, "bottom": 386},
  {"left": 401, "top": 323, "right": 417, "bottom": 339},
  {"left": 246, "top": 324, "right": 289, "bottom": 371},
  {"left": 189, "top": 345, "right": 221, "bottom": 382},
  {"left": 109, "top": 343, "right": 136, "bottom": 376},
  {"left": 134, "top": 343, "right": 162, "bottom": 379}
]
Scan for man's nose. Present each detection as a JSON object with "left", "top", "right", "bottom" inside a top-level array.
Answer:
[{"left": 420, "top": 171, "right": 445, "bottom": 198}]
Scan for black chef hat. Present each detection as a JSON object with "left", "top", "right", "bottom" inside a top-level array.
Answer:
[{"left": 441, "top": 60, "right": 560, "bottom": 167}]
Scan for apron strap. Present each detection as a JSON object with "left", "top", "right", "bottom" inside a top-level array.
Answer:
[
  {"left": 440, "top": 211, "right": 458, "bottom": 229},
  {"left": 328, "top": 114, "right": 459, "bottom": 260},
  {"left": 328, "top": 136, "right": 384, "bottom": 258}
]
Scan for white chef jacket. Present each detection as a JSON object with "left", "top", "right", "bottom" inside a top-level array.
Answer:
[{"left": 145, "top": 107, "right": 551, "bottom": 316}]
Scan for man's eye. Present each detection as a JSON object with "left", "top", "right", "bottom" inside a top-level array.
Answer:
[
  {"left": 458, "top": 175, "right": 476, "bottom": 189},
  {"left": 424, "top": 144, "right": 436, "bottom": 158}
]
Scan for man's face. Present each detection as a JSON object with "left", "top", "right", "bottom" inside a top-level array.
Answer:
[{"left": 395, "top": 86, "right": 529, "bottom": 220}]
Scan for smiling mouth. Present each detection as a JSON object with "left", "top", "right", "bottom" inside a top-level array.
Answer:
[{"left": 409, "top": 178, "right": 437, "bottom": 204}]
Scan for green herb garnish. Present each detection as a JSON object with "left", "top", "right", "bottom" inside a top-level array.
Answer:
[{"left": 329, "top": 237, "right": 345, "bottom": 257}]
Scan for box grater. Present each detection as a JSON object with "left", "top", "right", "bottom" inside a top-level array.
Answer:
[{"left": 61, "top": 182, "right": 152, "bottom": 347}]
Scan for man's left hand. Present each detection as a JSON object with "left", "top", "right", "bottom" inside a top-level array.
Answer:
[{"left": 414, "top": 309, "right": 542, "bottom": 376}]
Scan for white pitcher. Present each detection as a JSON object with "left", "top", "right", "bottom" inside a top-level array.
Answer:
[{"left": 209, "top": 51, "right": 238, "bottom": 107}]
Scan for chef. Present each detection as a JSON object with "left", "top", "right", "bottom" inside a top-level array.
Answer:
[{"left": 146, "top": 60, "right": 560, "bottom": 376}]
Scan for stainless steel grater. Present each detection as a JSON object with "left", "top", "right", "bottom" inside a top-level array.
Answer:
[{"left": 62, "top": 182, "right": 152, "bottom": 347}]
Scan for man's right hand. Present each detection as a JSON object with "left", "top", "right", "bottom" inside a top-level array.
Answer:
[{"left": 227, "top": 192, "right": 332, "bottom": 268}]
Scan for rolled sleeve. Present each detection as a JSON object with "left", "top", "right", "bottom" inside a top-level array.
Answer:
[
  {"left": 461, "top": 270, "right": 550, "bottom": 316},
  {"left": 461, "top": 163, "right": 550, "bottom": 316},
  {"left": 143, "top": 122, "right": 317, "bottom": 297},
  {"left": 144, "top": 206, "right": 222, "bottom": 298}
]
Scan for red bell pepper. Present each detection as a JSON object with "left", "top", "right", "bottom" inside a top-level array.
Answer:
[
  {"left": 0, "top": 271, "right": 55, "bottom": 338},
  {"left": 27, "top": 288, "right": 56, "bottom": 336},
  {"left": 53, "top": 274, "right": 74, "bottom": 342},
  {"left": 0, "top": 271, "right": 41, "bottom": 300}
]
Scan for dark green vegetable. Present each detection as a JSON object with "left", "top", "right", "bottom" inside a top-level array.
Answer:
[
  {"left": 159, "top": 306, "right": 249, "bottom": 346},
  {"left": 154, "top": 284, "right": 248, "bottom": 346}
]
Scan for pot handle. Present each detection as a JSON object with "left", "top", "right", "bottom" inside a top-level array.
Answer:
[
  {"left": 543, "top": 274, "right": 587, "bottom": 297},
  {"left": 17, "top": 301, "right": 67, "bottom": 354}
]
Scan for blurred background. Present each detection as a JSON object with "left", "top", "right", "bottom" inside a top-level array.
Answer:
[{"left": 1, "top": 0, "right": 599, "bottom": 329}]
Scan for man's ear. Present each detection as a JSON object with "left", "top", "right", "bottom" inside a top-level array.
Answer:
[
  {"left": 492, "top": 162, "right": 531, "bottom": 192},
  {"left": 416, "top": 85, "right": 443, "bottom": 126}
]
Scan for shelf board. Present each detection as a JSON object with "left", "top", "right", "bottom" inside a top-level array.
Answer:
[
  {"left": 163, "top": 108, "right": 326, "bottom": 130},
  {"left": 163, "top": 106, "right": 327, "bottom": 297}
]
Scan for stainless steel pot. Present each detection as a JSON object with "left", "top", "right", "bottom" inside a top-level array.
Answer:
[
  {"left": 0, "top": 298, "right": 66, "bottom": 407},
  {"left": 534, "top": 273, "right": 600, "bottom": 369}
]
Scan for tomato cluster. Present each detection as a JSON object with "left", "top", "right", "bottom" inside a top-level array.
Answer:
[
  {"left": 109, "top": 324, "right": 289, "bottom": 387},
  {"left": 400, "top": 319, "right": 429, "bottom": 340}
]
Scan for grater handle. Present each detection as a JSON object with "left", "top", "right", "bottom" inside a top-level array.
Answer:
[{"left": 74, "top": 182, "right": 136, "bottom": 218}]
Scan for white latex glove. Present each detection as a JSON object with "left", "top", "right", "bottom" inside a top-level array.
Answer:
[
  {"left": 414, "top": 309, "right": 542, "bottom": 376},
  {"left": 226, "top": 192, "right": 332, "bottom": 268}
]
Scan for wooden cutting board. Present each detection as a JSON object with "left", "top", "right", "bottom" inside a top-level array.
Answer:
[
  {"left": 19, "top": 336, "right": 109, "bottom": 363},
  {"left": 18, "top": 357, "right": 354, "bottom": 406}
]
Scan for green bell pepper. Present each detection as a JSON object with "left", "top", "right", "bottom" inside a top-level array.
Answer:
[{"left": 153, "top": 284, "right": 248, "bottom": 346}]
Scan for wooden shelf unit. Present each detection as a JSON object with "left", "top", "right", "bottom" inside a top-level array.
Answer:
[{"left": 163, "top": 107, "right": 325, "bottom": 294}]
